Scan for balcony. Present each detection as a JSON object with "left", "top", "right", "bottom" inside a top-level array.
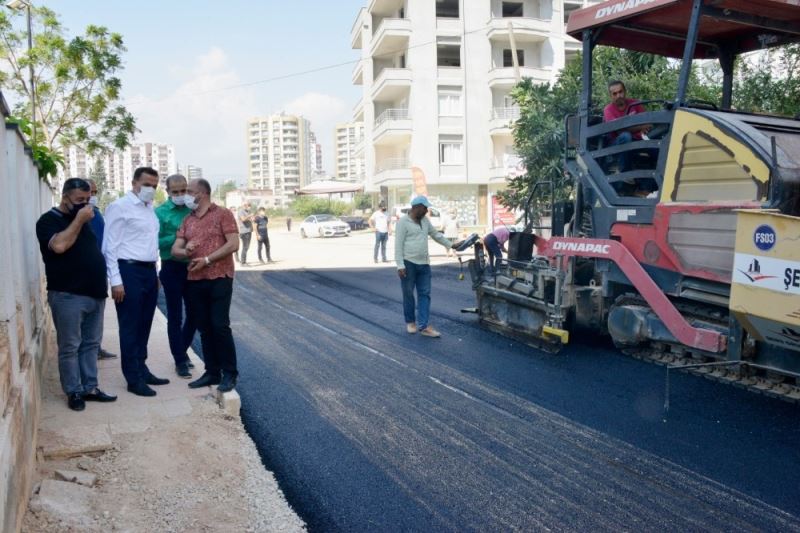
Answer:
[
  {"left": 371, "top": 18, "right": 411, "bottom": 57},
  {"left": 353, "top": 136, "right": 366, "bottom": 156},
  {"left": 489, "top": 107, "right": 521, "bottom": 136},
  {"left": 374, "top": 157, "right": 411, "bottom": 185},
  {"left": 436, "top": 17, "right": 462, "bottom": 36},
  {"left": 352, "top": 60, "right": 364, "bottom": 85},
  {"left": 353, "top": 98, "right": 365, "bottom": 121},
  {"left": 488, "top": 66, "right": 551, "bottom": 88},
  {"left": 487, "top": 17, "right": 551, "bottom": 43},
  {"left": 351, "top": 8, "right": 366, "bottom": 49},
  {"left": 373, "top": 108, "right": 412, "bottom": 146},
  {"left": 371, "top": 67, "right": 412, "bottom": 102}
]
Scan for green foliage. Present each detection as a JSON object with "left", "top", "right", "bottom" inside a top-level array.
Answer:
[
  {"left": 352, "top": 192, "right": 372, "bottom": 210},
  {"left": 733, "top": 45, "right": 800, "bottom": 117},
  {"left": 5, "top": 114, "right": 63, "bottom": 181},
  {"left": 213, "top": 179, "right": 238, "bottom": 203},
  {"left": 0, "top": 5, "right": 137, "bottom": 161},
  {"left": 153, "top": 188, "right": 167, "bottom": 206},
  {"left": 290, "top": 196, "right": 350, "bottom": 218}
]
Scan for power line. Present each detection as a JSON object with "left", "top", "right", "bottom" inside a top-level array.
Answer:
[{"left": 122, "top": 23, "right": 494, "bottom": 107}]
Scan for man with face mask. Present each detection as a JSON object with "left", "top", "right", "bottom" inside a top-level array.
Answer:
[
  {"left": 84, "top": 177, "right": 118, "bottom": 361},
  {"left": 36, "top": 178, "right": 117, "bottom": 411},
  {"left": 369, "top": 201, "right": 390, "bottom": 263},
  {"left": 172, "top": 178, "right": 240, "bottom": 393},
  {"left": 102, "top": 167, "right": 170, "bottom": 397},
  {"left": 155, "top": 174, "right": 197, "bottom": 379}
]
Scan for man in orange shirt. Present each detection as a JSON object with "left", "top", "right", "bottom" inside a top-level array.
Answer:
[{"left": 171, "top": 178, "right": 240, "bottom": 392}]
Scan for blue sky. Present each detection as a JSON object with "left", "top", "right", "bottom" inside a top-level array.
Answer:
[{"left": 45, "top": 0, "right": 366, "bottom": 184}]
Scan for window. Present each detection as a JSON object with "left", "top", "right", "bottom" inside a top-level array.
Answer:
[
  {"left": 436, "top": 0, "right": 459, "bottom": 18},
  {"left": 437, "top": 44, "right": 461, "bottom": 67},
  {"left": 502, "top": 2, "right": 524, "bottom": 17},
  {"left": 440, "top": 140, "right": 463, "bottom": 164},
  {"left": 503, "top": 49, "right": 525, "bottom": 67},
  {"left": 438, "top": 88, "right": 462, "bottom": 116}
]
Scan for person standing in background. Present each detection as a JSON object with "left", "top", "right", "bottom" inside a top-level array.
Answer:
[
  {"left": 254, "top": 207, "right": 272, "bottom": 264},
  {"left": 368, "top": 202, "right": 390, "bottom": 263},
  {"left": 286, "top": 216, "right": 292, "bottom": 232},
  {"left": 85, "top": 178, "right": 118, "bottom": 361},
  {"left": 103, "top": 166, "right": 171, "bottom": 397},
  {"left": 237, "top": 202, "right": 253, "bottom": 265},
  {"left": 155, "top": 174, "right": 197, "bottom": 379}
]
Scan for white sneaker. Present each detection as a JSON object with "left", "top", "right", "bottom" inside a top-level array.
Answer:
[
  {"left": 406, "top": 323, "right": 418, "bottom": 334},
  {"left": 420, "top": 326, "right": 441, "bottom": 338}
]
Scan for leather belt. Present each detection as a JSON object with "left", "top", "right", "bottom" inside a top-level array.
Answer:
[{"left": 119, "top": 259, "right": 156, "bottom": 268}]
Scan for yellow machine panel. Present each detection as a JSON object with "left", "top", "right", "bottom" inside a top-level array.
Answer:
[{"left": 730, "top": 211, "right": 800, "bottom": 352}]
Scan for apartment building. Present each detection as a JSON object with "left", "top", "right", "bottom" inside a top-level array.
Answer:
[
  {"left": 61, "top": 142, "right": 177, "bottom": 193},
  {"left": 309, "top": 132, "right": 323, "bottom": 175},
  {"left": 246, "top": 113, "right": 315, "bottom": 207},
  {"left": 334, "top": 122, "right": 366, "bottom": 182},
  {"left": 182, "top": 164, "right": 204, "bottom": 180},
  {"left": 350, "top": 0, "right": 597, "bottom": 227}
]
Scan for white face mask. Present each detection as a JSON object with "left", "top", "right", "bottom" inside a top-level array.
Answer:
[
  {"left": 88, "top": 195, "right": 98, "bottom": 207},
  {"left": 184, "top": 194, "right": 199, "bottom": 210},
  {"left": 137, "top": 185, "right": 156, "bottom": 204},
  {"left": 172, "top": 194, "right": 185, "bottom": 206}
]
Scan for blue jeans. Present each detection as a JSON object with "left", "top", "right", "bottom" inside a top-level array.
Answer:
[
  {"left": 47, "top": 291, "right": 104, "bottom": 395},
  {"left": 374, "top": 232, "right": 388, "bottom": 262},
  {"left": 400, "top": 260, "right": 431, "bottom": 330},
  {"left": 159, "top": 260, "right": 195, "bottom": 365},
  {"left": 611, "top": 131, "right": 633, "bottom": 172},
  {"left": 115, "top": 261, "right": 158, "bottom": 386},
  {"left": 484, "top": 233, "right": 503, "bottom": 271}
]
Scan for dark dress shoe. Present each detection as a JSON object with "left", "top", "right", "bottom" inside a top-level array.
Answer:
[
  {"left": 145, "top": 373, "right": 170, "bottom": 386},
  {"left": 175, "top": 362, "right": 192, "bottom": 379},
  {"left": 217, "top": 373, "right": 238, "bottom": 393},
  {"left": 98, "top": 348, "right": 118, "bottom": 360},
  {"left": 83, "top": 389, "right": 117, "bottom": 402},
  {"left": 67, "top": 393, "right": 85, "bottom": 411},
  {"left": 188, "top": 373, "right": 221, "bottom": 389},
  {"left": 127, "top": 383, "right": 157, "bottom": 397}
]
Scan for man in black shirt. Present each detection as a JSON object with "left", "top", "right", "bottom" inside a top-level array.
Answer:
[
  {"left": 254, "top": 207, "right": 272, "bottom": 264},
  {"left": 36, "top": 178, "right": 117, "bottom": 411}
]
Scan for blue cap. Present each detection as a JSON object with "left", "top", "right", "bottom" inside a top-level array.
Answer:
[{"left": 410, "top": 195, "right": 431, "bottom": 207}]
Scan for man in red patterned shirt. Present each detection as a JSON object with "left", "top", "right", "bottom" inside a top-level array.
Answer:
[{"left": 171, "top": 178, "right": 240, "bottom": 392}]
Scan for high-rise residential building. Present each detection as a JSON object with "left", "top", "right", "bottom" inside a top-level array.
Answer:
[
  {"left": 60, "top": 142, "right": 177, "bottom": 193},
  {"left": 335, "top": 122, "right": 365, "bottom": 183},
  {"left": 309, "top": 132, "right": 323, "bottom": 175},
  {"left": 182, "top": 164, "right": 203, "bottom": 180},
  {"left": 246, "top": 113, "right": 314, "bottom": 207},
  {"left": 350, "top": 0, "right": 599, "bottom": 227}
]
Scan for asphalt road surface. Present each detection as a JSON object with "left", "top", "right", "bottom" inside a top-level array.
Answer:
[{"left": 226, "top": 262, "right": 800, "bottom": 532}]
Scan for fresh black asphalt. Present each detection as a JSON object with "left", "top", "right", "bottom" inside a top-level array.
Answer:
[{"left": 174, "top": 264, "right": 800, "bottom": 531}]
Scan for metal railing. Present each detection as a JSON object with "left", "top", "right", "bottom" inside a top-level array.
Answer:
[
  {"left": 491, "top": 106, "right": 521, "bottom": 121},
  {"left": 375, "top": 157, "right": 410, "bottom": 173},
  {"left": 374, "top": 108, "right": 410, "bottom": 126}
]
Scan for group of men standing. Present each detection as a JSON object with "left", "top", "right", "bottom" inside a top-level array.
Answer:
[
  {"left": 236, "top": 202, "right": 272, "bottom": 265},
  {"left": 36, "top": 168, "right": 241, "bottom": 411}
]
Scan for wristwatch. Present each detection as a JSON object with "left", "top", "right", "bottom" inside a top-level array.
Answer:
[{"left": 204, "top": 256, "right": 211, "bottom": 267}]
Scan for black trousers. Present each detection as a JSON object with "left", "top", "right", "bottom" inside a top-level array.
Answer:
[
  {"left": 257, "top": 230, "right": 271, "bottom": 261},
  {"left": 115, "top": 261, "right": 158, "bottom": 386},
  {"left": 158, "top": 260, "right": 195, "bottom": 365},
  {"left": 239, "top": 232, "right": 252, "bottom": 264},
  {"left": 185, "top": 277, "right": 237, "bottom": 377}
]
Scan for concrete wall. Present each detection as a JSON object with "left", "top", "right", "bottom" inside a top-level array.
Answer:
[{"left": 0, "top": 92, "right": 56, "bottom": 533}]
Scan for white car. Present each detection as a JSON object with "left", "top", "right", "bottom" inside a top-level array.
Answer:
[
  {"left": 299, "top": 214, "right": 351, "bottom": 238},
  {"left": 392, "top": 205, "right": 445, "bottom": 231}
]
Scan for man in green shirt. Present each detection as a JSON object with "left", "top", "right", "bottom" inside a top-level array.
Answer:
[
  {"left": 395, "top": 196, "right": 460, "bottom": 338},
  {"left": 155, "top": 174, "right": 196, "bottom": 378}
]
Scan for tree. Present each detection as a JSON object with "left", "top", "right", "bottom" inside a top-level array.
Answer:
[
  {"left": 213, "top": 179, "right": 238, "bottom": 203},
  {"left": 734, "top": 45, "right": 800, "bottom": 117},
  {"left": 501, "top": 48, "right": 721, "bottom": 214},
  {"left": 352, "top": 192, "right": 372, "bottom": 210},
  {"left": 0, "top": 6, "right": 136, "bottom": 158},
  {"left": 290, "top": 196, "right": 350, "bottom": 218}
]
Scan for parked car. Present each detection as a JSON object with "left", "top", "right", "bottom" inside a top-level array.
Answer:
[
  {"left": 299, "top": 214, "right": 351, "bottom": 238},
  {"left": 392, "top": 205, "right": 445, "bottom": 231},
  {"left": 339, "top": 215, "right": 368, "bottom": 231}
]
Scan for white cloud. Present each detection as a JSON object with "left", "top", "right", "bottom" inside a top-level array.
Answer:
[{"left": 125, "top": 47, "right": 257, "bottom": 184}]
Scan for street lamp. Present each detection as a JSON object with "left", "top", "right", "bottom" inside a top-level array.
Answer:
[{"left": 6, "top": 0, "right": 35, "bottom": 146}]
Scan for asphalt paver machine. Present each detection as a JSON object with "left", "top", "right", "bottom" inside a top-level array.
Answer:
[{"left": 468, "top": 0, "right": 800, "bottom": 400}]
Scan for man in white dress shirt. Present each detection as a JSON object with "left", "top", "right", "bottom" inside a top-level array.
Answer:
[{"left": 102, "top": 167, "right": 171, "bottom": 397}]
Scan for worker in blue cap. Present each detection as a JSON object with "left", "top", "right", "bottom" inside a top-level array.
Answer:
[{"left": 394, "top": 196, "right": 462, "bottom": 338}]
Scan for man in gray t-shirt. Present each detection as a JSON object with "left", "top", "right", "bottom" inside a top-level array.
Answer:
[{"left": 237, "top": 202, "right": 253, "bottom": 265}]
